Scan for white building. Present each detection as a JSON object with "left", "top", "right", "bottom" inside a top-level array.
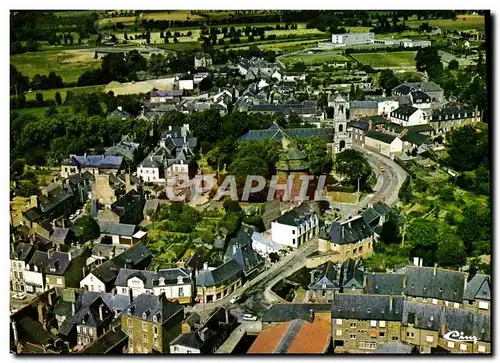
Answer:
[
  {"left": 390, "top": 105, "right": 428, "bottom": 126},
  {"left": 402, "top": 39, "right": 431, "bottom": 48},
  {"left": 364, "top": 131, "right": 403, "bottom": 157},
  {"left": 271, "top": 203, "right": 319, "bottom": 248},
  {"left": 80, "top": 271, "right": 106, "bottom": 292},
  {"left": 24, "top": 250, "right": 49, "bottom": 294},
  {"left": 331, "top": 32, "right": 374, "bottom": 45},
  {"left": 409, "top": 91, "right": 432, "bottom": 109},
  {"left": 115, "top": 268, "right": 192, "bottom": 304},
  {"left": 378, "top": 100, "right": 399, "bottom": 116},
  {"left": 251, "top": 232, "right": 284, "bottom": 257}
]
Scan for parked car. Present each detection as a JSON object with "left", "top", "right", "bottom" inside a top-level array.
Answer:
[
  {"left": 379, "top": 166, "right": 385, "bottom": 172},
  {"left": 230, "top": 296, "right": 239, "bottom": 304},
  {"left": 243, "top": 314, "right": 257, "bottom": 321}
]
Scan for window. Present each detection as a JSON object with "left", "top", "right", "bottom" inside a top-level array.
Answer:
[
  {"left": 453, "top": 302, "right": 460, "bottom": 308},
  {"left": 478, "top": 345, "right": 486, "bottom": 353},
  {"left": 379, "top": 332, "right": 385, "bottom": 337},
  {"left": 379, "top": 321, "right": 386, "bottom": 328},
  {"left": 153, "top": 326, "right": 158, "bottom": 335},
  {"left": 336, "top": 329, "right": 342, "bottom": 336},
  {"left": 447, "top": 341, "right": 455, "bottom": 349},
  {"left": 350, "top": 334, "right": 356, "bottom": 339},
  {"left": 88, "top": 328, "right": 93, "bottom": 336},
  {"left": 83, "top": 327, "right": 87, "bottom": 335},
  {"left": 14, "top": 271, "right": 18, "bottom": 279},
  {"left": 351, "top": 323, "right": 356, "bottom": 328},
  {"left": 426, "top": 335, "right": 434, "bottom": 343},
  {"left": 370, "top": 320, "right": 377, "bottom": 328},
  {"left": 142, "top": 322, "right": 148, "bottom": 331},
  {"left": 154, "top": 336, "right": 158, "bottom": 346},
  {"left": 479, "top": 301, "right": 489, "bottom": 310},
  {"left": 336, "top": 319, "right": 342, "bottom": 325},
  {"left": 460, "top": 344, "right": 467, "bottom": 351},
  {"left": 143, "top": 333, "right": 148, "bottom": 341},
  {"left": 127, "top": 318, "right": 132, "bottom": 327},
  {"left": 406, "top": 332, "right": 415, "bottom": 339},
  {"left": 432, "top": 299, "right": 438, "bottom": 305},
  {"left": 392, "top": 337, "right": 399, "bottom": 341},
  {"left": 174, "top": 347, "right": 179, "bottom": 352},
  {"left": 57, "top": 278, "right": 63, "bottom": 285},
  {"left": 179, "top": 287, "right": 184, "bottom": 297},
  {"left": 292, "top": 230, "right": 295, "bottom": 235},
  {"left": 292, "top": 238, "right": 296, "bottom": 245},
  {"left": 91, "top": 285, "right": 94, "bottom": 291},
  {"left": 77, "top": 326, "right": 81, "bottom": 333}
]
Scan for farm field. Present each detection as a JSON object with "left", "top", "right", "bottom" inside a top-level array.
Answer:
[
  {"left": 10, "top": 49, "right": 101, "bottom": 83},
  {"left": 281, "top": 50, "right": 350, "bottom": 66},
  {"left": 405, "top": 14, "right": 485, "bottom": 30},
  {"left": 438, "top": 50, "right": 477, "bottom": 67},
  {"left": 104, "top": 78, "right": 176, "bottom": 95},
  {"left": 350, "top": 51, "right": 418, "bottom": 69}
]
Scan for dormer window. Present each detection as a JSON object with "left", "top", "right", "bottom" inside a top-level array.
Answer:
[{"left": 142, "top": 312, "right": 147, "bottom": 319}]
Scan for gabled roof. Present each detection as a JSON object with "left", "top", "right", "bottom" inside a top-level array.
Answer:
[
  {"left": 115, "top": 268, "right": 191, "bottom": 289},
  {"left": 16, "top": 316, "right": 56, "bottom": 346},
  {"left": 348, "top": 120, "right": 370, "bottom": 131},
  {"left": 231, "top": 245, "right": 264, "bottom": 277},
  {"left": 65, "top": 155, "right": 124, "bottom": 169},
  {"left": 27, "top": 250, "right": 50, "bottom": 271},
  {"left": 59, "top": 296, "right": 114, "bottom": 336},
  {"left": 122, "top": 293, "right": 183, "bottom": 323},
  {"left": 274, "top": 203, "right": 316, "bottom": 227},
  {"left": 79, "top": 291, "right": 132, "bottom": 313},
  {"left": 463, "top": 274, "right": 491, "bottom": 301},
  {"left": 22, "top": 208, "right": 42, "bottom": 223},
  {"left": 196, "top": 259, "right": 242, "bottom": 287},
  {"left": 309, "top": 261, "right": 341, "bottom": 290},
  {"left": 239, "top": 124, "right": 335, "bottom": 143},
  {"left": 98, "top": 222, "right": 136, "bottom": 237},
  {"left": 329, "top": 215, "right": 373, "bottom": 245},
  {"left": 12, "top": 242, "right": 34, "bottom": 262},
  {"left": 401, "top": 132, "right": 431, "bottom": 146},
  {"left": 365, "top": 130, "right": 398, "bottom": 144},
  {"left": 410, "top": 90, "right": 431, "bottom": 102},
  {"left": 44, "top": 251, "right": 72, "bottom": 276},
  {"left": 405, "top": 266, "right": 466, "bottom": 303},
  {"left": 350, "top": 100, "right": 378, "bottom": 109},
  {"left": 390, "top": 104, "right": 419, "bottom": 118},
  {"left": 342, "top": 259, "right": 365, "bottom": 289},
  {"left": 262, "top": 304, "right": 331, "bottom": 323},
  {"left": 366, "top": 273, "right": 405, "bottom": 295},
  {"left": 331, "top": 294, "right": 404, "bottom": 321}
]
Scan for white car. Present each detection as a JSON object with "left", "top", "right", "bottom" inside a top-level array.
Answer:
[
  {"left": 230, "top": 296, "right": 239, "bottom": 304},
  {"left": 243, "top": 314, "right": 257, "bottom": 321},
  {"left": 12, "top": 292, "right": 26, "bottom": 300}
]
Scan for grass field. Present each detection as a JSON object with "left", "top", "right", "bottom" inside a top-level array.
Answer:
[
  {"left": 10, "top": 50, "right": 101, "bottom": 83},
  {"left": 24, "top": 84, "right": 106, "bottom": 102},
  {"left": 350, "top": 51, "right": 418, "bottom": 69},
  {"left": 281, "top": 50, "right": 350, "bottom": 66},
  {"left": 406, "top": 14, "right": 485, "bottom": 30},
  {"left": 141, "top": 11, "right": 204, "bottom": 22}
]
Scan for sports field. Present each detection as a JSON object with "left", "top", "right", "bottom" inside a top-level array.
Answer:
[
  {"left": 282, "top": 50, "right": 351, "bottom": 66},
  {"left": 350, "top": 51, "right": 418, "bottom": 69}
]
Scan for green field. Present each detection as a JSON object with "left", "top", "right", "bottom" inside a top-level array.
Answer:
[
  {"left": 350, "top": 51, "right": 418, "bottom": 69},
  {"left": 281, "top": 50, "right": 351, "bottom": 66},
  {"left": 23, "top": 84, "right": 106, "bottom": 102},
  {"left": 406, "top": 14, "right": 485, "bottom": 30},
  {"left": 10, "top": 50, "right": 101, "bottom": 83}
]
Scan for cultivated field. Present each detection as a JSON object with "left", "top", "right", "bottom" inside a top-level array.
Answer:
[
  {"left": 104, "top": 78, "right": 175, "bottom": 95},
  {"left": 24, "top": 84, "right": 106, "bottom": 102},
  {"left": 350, "top": 51, "right": 418, "bottom": 69},
  {"left": 10, "top": 50, "right": 101, "bottom": 83},
  {"left": 405, "top": 14, "right": 485, "bottom": 30}
]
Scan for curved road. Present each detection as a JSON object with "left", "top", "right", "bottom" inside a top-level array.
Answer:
[{"left": 187, "top": 148, "right": 408, "bottom": 320}]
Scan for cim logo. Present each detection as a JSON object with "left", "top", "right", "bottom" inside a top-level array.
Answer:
[{"left": 443, "top": 330, "right": 478, "bottom": 344}]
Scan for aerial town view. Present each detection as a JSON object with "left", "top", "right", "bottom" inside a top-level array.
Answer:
[{"left": 9, "top": 9, "right": 491, "bottom": 355}]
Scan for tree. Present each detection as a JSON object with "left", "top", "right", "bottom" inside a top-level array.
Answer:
[
  {"left": 334, "top": 149, "right": 371, "bottom": 188},
  {"left": 407, "top": 219, "right": 439, "bottom": 266},
  {"left": 55, "top": 92, "right": 62, "bottom": 105},
  {"left": 35, "top": 92, "right": 44, "bottom": 105},
  {"left": 378, "top": 69, "right": 399, "bottom": 92},
  {"left": 75, "top": 215, "right": 100, "bottom": 242},
  {"left": 447, "top": 125, "right": 488, "bottom": 172},
  {"left": 457, "top": 204, "right": 491, "bottom": 255},
  {"left": 380, "top": 218, "right": 401, "bottom": 244},
  {"left": 415, "top": 47, "right": 443, "bottom": 79},
  {"left": 269, "top": 252, "right": 280, "bottom": 263},
  {"left": 295, "top": 137, "right": 333, "bottom": 175},
  {"left": 448, "top": 59, "right": 459, "bottom": 70},
  {"left": 436, "top": 231, "right": 467, "bottom": 269},
  {"left": 10, "top": 65, "right": 30, "bottom": 95}
]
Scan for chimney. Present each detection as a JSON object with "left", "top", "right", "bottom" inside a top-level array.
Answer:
[
  {"left": 203, "top": 262, "right": 208, "bottom": 271},
  {"left": 225, "top": 308, "right": 229, "bottom": 324},
  {"left": 117, "top": 106, "right": 123, "bottom": 111},
  {"left": 413, "top": 257, "right": 419, "bottom": 266},
  {"left": 198, "top": 327, "right": 209, "bottom": 342},
  {"left": 30, "top": 195, "right": 38, "bottom": 209},
  {"left": 169, "top": 125, "right": 172, "bottom": 131},
  {"left": 368, "top": 119, "right": 373, "bottom": 130},
  {"left": 47, "top": 248, "right": 55, "bottom": 259},
  {"left": 68, "top": 251, "right": 72, "bottom": 262},
  {"left": 433, "top": 263, "right": 437, "bottom": 276},
  {"left": 37, "top": 302, "right": 46, "bottom": 329},
  {"left": 389, "top": 296, "right": 393, "bottom": 312},
  {"left": 72, "top": 302, "right": 76, "bottom": 316},
  {"left": 99, "top": 304, "right": 104, "bottom": 321},
  {"left": 48, "top": 292, "right": 53, "bottom": 306},
  {"left": 440, "top": 322, "right": 447, "bottom": 336},
  {"left": 309, "top": 309, "right": 314, "bottom": 322},
  {"left": 128, "top": 288, "right": 133, "bottom": 302}
]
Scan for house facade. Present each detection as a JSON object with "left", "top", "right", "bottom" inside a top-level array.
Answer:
[
  {"left": 271, "top": 203, "right": 319, "bottom": 249},
  {"left": 390, "top": 105, "right": 428, "bottom": 127}
]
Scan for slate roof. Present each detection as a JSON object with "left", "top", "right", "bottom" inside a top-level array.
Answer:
[
  {"left": 390, "top": 105, "right": 419, "bottom": 118},
  {"left": 405, "top": 266, "right": 466, "bottom": 303},
  {"left": 98, "top": 222, "right": 136, "bottom": 237},
  {"left": 359, "top": 115, "right": 387, "bottom": 125},
  {"left": 274, "top": 203, "right": 316, "bottom": 227},
  {"left": 231, "top": 245, "right": 264, "bottom": 277},
  {"left": 143, "top": 199, "right": 160, "bottom": 216},
  {"left": 37, "top": 187, "right": 73, "bottom": 214},
  {"left": 90, "top": 242, "right": 151, "bottom": 284},
  {"left": 92, "top": 243, "right": 116, "bottom": 259},
  {"left": 107, "top": 109, "right": 132, "bottom": 120},
  {"left": 239, "top": 124, "right": 334, "bottom": 143},
  {"left": 329, "top": 215, "right": 373, "bottom": 245},
  {"left": 16, "top": 316, "right": 56, "bottom": 346},
  {"left": 309, "top": 261, "right": 341, "bottom": 290},
  {"left": 348, "top": 120, "right": 370, "bottom": 131},
  {"left": 122, "top": 293, "right": 184, "bottom": 323},
  {"left": 115, "top": 268, "right": 191, "bottom": 289},
  {"left": 430, "top": 103, "right": 475, "bottom": 121},
  {"left": 362, "top": 208, "right": 382, "bottom": 227},
  {"left": 410, "top": 90, "right": 431, "bottom": 103},
  {"left": 196, "top": 259, "right": 242, "bottom": 287},
  {"left": 381, "top": 122, "right": 405, "bottom": 133},
  {"left": 463, "top": 274, "right": 491, "bottom": 301},
  {"left": 402, "top": 301, "right": 491, "bottom": 342},
  {"left": 262, "top": 304, "right": 331, "bottom": 323},
  {"left": 401, "top": 132, "right": 431, "bottom": 146},
  {"left": 406, "top": 124, "right": 435, "bottom": 133},
  {"left": 80, "top": 326, "right": 128, "bottom": 354},
  {"left": 342, "top": 259, "right": 365, "bottom": 290},
  {"left": 22, "top": 208, "right": 42, "bottom": 223},
  {"left": 365, "top": 130, "right": 398, "bottom": 144},
  {"left": 27, "top": 251, "right": 50, "bottom": 272},
  {"left": 12, "top": 242, "right": 34, "bottom": 262},
  {"left": 44, "top": 251, "right": 71, "bottom": 276},
  {"left": 64, "top": 155, "right": 124, "bottom": 170},
  {"left": 79, "top": 291, "right": 132, "bottom": 313},
  {"left": 350, "top": 100, "right": 378, "bottom": 109},
  {"left": 331, "top": 294, "right": 404, "bottom": 321},
  {"left": 375, "top": 341, "right": 413, "bottom": 354},
  {"left": 59, "top": 296, "right": 114, "bottom": 336},
  {"left": 393, "top": 82, "right": 443, "bottom": 95},
  {"left": 366, "top": 273, "right": 405, "bottom": 295},
  {"left": 151, "top": 89, "right": 184, "bottom": 98},
  {"left": 373, "top": 202, "right": 391, "bottom": 216}
]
